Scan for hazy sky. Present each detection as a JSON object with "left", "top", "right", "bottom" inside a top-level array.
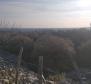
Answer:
[{"left": 0, "top": 0, "right": 91, "bottom": 28}]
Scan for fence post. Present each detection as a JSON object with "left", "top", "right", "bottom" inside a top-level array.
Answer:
[
  {"left": 15, "top": 47, "right": 23, "bottom": 84},
  {"left": 38, "top": 56, "right": 43, "bottom": 84},
  {"left": 69, "top": 53, "right": 83, "bottom": 84}
]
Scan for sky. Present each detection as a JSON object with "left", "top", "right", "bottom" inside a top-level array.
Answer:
[{"left": 0, "top": 0, "right": 91, "bottom": 28}]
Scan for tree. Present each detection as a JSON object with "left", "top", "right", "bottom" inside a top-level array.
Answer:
[
  {"left": 77, "top": 40, "right": 91, "bottom": 68},
  {"left": 5, "top": 35, "right": 33, "bottom": 62},
  {"left": 32, "top": 35, "right": 75, "bottom": 72}
]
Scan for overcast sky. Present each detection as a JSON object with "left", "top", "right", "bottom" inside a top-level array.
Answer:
[{"left": 0, "top": 0, "right": 91, "bottom": 28}]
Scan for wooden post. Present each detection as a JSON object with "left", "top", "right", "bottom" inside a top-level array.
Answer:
[
  {"left": 69, "top": 53, "right": 83, "bottom": 84},
  {"left": 15, "top": 47, "right": 23, "bottom": 84},
  {"left": 38, "top": 56, "right": 43, "bottom": 84}
]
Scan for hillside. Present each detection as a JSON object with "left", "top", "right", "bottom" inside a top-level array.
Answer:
[{"left": 0, "top": 28, "right": 91, "bottom": 72}]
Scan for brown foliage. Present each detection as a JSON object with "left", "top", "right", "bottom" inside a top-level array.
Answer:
[{"left": 32, "top": 35, "right": 75, "bottom": 71}]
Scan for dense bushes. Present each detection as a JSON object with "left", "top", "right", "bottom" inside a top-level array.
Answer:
[
  {"left": 77, "top": 40, "right": 91, "bottom": 68},
  {"left": 31, "top": 35, "right": 75, "bottom": 71},
  {"left": 0, "top": 28, "right": 91, "bottom": 72}
]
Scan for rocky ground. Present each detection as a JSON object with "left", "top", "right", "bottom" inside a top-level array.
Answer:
[{"left": 0, "top": 49, "right": 90, "bottom": 84}]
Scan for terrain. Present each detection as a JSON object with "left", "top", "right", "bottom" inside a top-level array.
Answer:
[{"left": 0, "top": 28, "right": 91, "bottom": 73}]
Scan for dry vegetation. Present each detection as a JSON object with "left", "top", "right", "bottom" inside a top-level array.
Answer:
[{"left": 0, "top": 28, "right": 91, "bottom": 83}]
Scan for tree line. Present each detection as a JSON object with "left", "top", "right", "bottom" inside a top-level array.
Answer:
[{"left": 0, "top": 28, "right": 91, "bottom": 73}]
